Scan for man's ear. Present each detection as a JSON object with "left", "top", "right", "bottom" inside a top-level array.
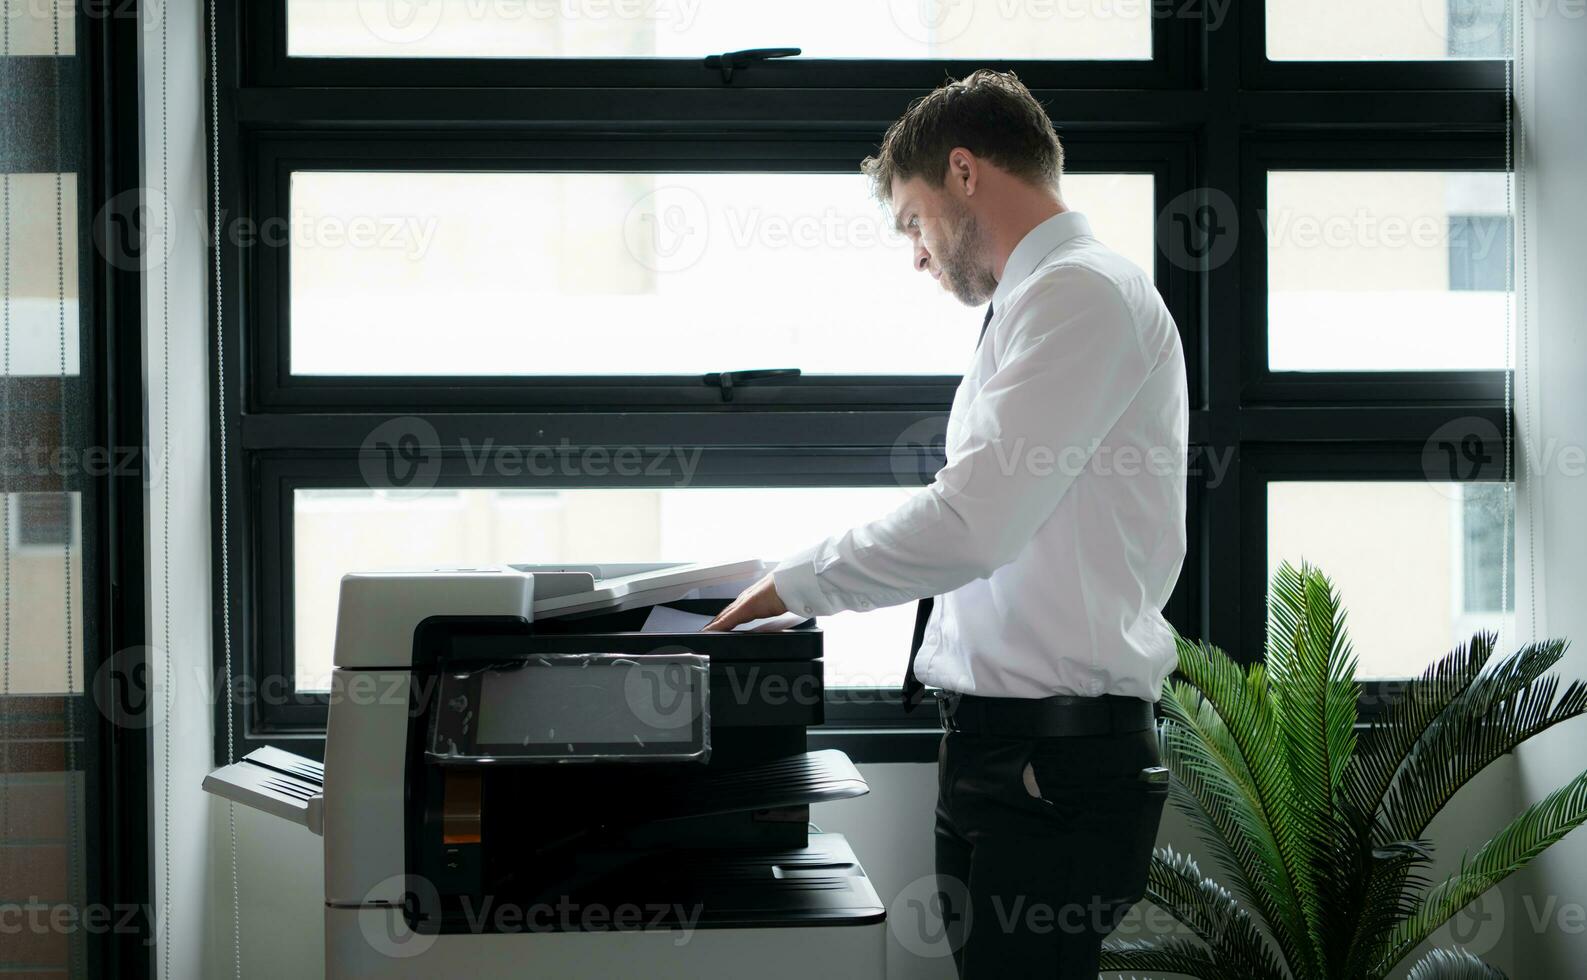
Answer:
[{"left": 946, "top": 148, "right": 978, "bottom": 198}]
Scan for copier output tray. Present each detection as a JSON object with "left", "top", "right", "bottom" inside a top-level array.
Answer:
[
  {"left": 597, "top": 748, "right": 868, "bottom": 823},
  {"left": 420, "top": 833, "right": 886, "bottom": 934}
]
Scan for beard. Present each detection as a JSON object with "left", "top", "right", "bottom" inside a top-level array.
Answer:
[{"left": 936, "top": 201, "right": 998, "bottom": 307}]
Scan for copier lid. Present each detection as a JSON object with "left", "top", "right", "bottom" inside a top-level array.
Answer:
[
  {"left": 331, "top": 559, "right": 769, "bottom": 669},
  {"left": 518, "top": 558, "right": 766, "bottom": 619}
]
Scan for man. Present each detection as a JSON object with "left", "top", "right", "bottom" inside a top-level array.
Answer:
[{"left": 705, "top": 70, "right": 1186, "bottom": 977}]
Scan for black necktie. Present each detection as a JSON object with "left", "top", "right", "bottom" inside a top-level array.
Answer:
[
  {"left": 902, "top": 302, "right": 994, "bottom": 713},
  {"left": 977, "top": 299, "right": 995, "bottom": 347}
]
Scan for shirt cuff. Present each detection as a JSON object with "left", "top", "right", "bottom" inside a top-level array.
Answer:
[{"left": 772, "top": 548, "right": 836, "bottom": 619}]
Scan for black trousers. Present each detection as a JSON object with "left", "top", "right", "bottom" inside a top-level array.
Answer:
[{"left": 933, "top": 727, "right": 1167, "bottom": 979}]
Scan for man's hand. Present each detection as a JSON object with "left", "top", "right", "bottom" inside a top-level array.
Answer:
[{"left": 703, "top": 574, "right": 789, "bottom": 632}]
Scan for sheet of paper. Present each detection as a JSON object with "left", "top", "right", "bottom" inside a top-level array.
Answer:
[
  {"left": 639, "top": 606, "right": 809, "bottom": 633},
  {"left": 736, "top": 612, "right": 808, "bottom": 633},
  {"left": 640, "top": 606, "right": 713, "bottom": 633}
]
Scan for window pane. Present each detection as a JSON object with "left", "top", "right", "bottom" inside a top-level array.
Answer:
[
  {"left": 287, "top": 0, "right": 1150, "bottom": 60},
  {"left": 0, "top": 493, "right": 84, "bottom": 694},
  {"left": 1266, "top": 171, "right": 1511, "bottom": 372},
  {"left": 1266, "top": 0, "right": 1509, "bottom": 60},
  {"left": 289, "top": 171, "right": 1154, "bottom": 376},
  {"left": 0, "top": 0, "right": 74, "bottom": 56},
  {"left": 292, "top": 486, "right": 918, "bottom": 690},
  {"left": 0, "top": 174, "right": 81, "bottom": 376},
  {"left": 1267, "top": 481, "right": 1514, "bottom": 680}
]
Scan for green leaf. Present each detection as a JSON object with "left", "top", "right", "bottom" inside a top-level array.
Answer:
[
  {"left": 1157, "top": 562, "right": 1585, "bottom": 980},
  {"left": 1380, "top": 769, "right": 1587, "bottom": 971},
  {"left": 1346, "top": 633, "right": 1496, "bottom": 823},
  {"left": 1267, "top": 562, "right": 1360, "bottom": 965},
  {"left": 1160, "top": 666, "right": 1316, "bottom": 977},
  {"left": 1380, "top": 651, "right": 1586, "bottom": 846},
  {"left": 1345, "top": 637, "right": 1570, "bottom": 974},
  {"left": 1333, "top": 818, "right": 1435, "bottom": 977},
  {"left": 1100, "top": 936, "right": 1239, "bottom": 979},
  {"left": 1140, "top": 847, "right": 1288, "bottom": 980},
  {"left": 1404, "top": 948, "right": 1507, "bottom": 980}
]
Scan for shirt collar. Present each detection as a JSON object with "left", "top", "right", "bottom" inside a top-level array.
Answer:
[{"left": 991, "top": 210, "right": 1093, "bottom": 310}]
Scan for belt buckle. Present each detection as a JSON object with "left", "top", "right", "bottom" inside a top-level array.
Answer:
[{"left": 936, "top": 692, "right": 960, "bottom": 733}]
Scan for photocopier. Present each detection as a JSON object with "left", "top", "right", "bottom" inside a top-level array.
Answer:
[{"left": 204, "top": 560, "right": 888, "bottom": 978}]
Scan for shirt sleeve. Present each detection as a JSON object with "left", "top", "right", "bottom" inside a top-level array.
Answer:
[{"left": 772, "top": 266, "right": 1160, "bottom": 618}]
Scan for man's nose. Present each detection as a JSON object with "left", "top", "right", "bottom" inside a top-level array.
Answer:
[{"left": 914, "top": 244, "right": 930, "bottom": 273}]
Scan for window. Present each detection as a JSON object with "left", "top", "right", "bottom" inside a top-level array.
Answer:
[
  {"left": 0, "top": 0, "right": 75, "bottom": 56},
  {"left": 1265, "top": 0, "right": 1510, "bottom": 61},
  {"left": 10, "top": 492, "right": 79, "bottom": 552},
  {"left": 1460, "top": 481, "right": 1514, "bottom": 615},
  {"left": 1447, "top": 0, "right": 1512, "bottom": 59},
  {"left": 1449, "top": 213, "right": 1512, "bottom": 292},
  {"left": 288, "top": 170, "right": 1153, "bottom": 376},
  {"left": 291, "top": 486, "right": 917, "bottom": 689},
  {"left": 285, "top": 0, "right": 1154, "bottom": 60},
  {"left": 1, "top": 173, "right": 82, "bottom": 375},
  {"left": 1267, "top": 481, "right": 1514, "bottom": 679},
  {"left": 0, "top": 493, "right": 84, "bottom": 690},
  {"left": 0, "top": 1, "right": 143, "bottom": 966},
  {"left": 215, "top": 1, "right": 1511, "bottom": 759},
  {"left": 1265, "top": 171, "right": 1511, "bottom": 372}
]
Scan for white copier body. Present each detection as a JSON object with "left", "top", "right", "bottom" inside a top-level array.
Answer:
[{"left": 205, "top": 560, "right": 887, "bottom": 979}]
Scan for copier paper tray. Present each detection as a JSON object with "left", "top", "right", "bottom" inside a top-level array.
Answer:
[
  {"left": 422, "top": 833, "right": 886, "bottom": 934},
  {"left": 579, "top": 748, "right": 866, "bottom": 823}
]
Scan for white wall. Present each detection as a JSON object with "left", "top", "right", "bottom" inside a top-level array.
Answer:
[
  {"left": 142, "top": 0, "right": 221, "bottom": 976},
  {"left": 211, "top": 757, "right": 1522, "bottom": 980},
  {"left": 1514, "top": 2, "right": 1587, "bottom": 974}
]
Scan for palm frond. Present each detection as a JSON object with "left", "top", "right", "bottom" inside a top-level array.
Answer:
[
  {"left": 1379, "top": 769, "right": 1587, "bottom": 971},
  {"left": 1331, "top": 803, "right": 1436, "bottom": 977},
  {"left": 1160, "top": 671, "right": 1317, "bottom": 977},
  {"left": 1170, "top": 636, "right": 1324, "bottom": 977},
  {"left": 1348, "top": 638, "right": 1568, "bottom": 973},
  {"left": 1266, "top": 562, "right": 1360, "bottom": 965},
  {"left": 1158, "top": 563, "right": 1583, "bottom": 980},
  {"left": 1380, "top": 654, "right": 1586, "bottom": 846},
  {"left": 1141, "top": 847, "right": 1288, "bottom": 980},
  {"left": 1346, "top": 633, "right": 1496, "bottom": 818},
  {"left": 1100, "top": 936, "right": 1240, "bottom": 979},
  {"left": 1404, "top": 947, "right": 1508, "bottom": 980}
]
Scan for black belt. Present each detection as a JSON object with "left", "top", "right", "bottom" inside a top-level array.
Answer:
[{"left": 937, "top": 692, "right": 1156, "bottom": 737}]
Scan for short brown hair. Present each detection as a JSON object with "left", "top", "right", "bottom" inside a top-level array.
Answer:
[{"left": 862, "top": 70, "right": 1063, "bottom": 201}]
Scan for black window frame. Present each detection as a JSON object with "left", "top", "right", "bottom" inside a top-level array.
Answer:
[
  {"left": 2, "top": 1, "right": 155, "bottom": 971},
  {"left": 211, "top": 0, "right": 1514, "bottom": 763}
]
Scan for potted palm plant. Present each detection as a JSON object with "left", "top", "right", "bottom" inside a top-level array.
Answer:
[{"left": 1102, "top": 562, "right": 1587, "bottom": 979}]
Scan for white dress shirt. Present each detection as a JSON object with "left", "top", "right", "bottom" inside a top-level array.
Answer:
[{"left": 772, "top": 211, "right": 1187, "bottom": 701}]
